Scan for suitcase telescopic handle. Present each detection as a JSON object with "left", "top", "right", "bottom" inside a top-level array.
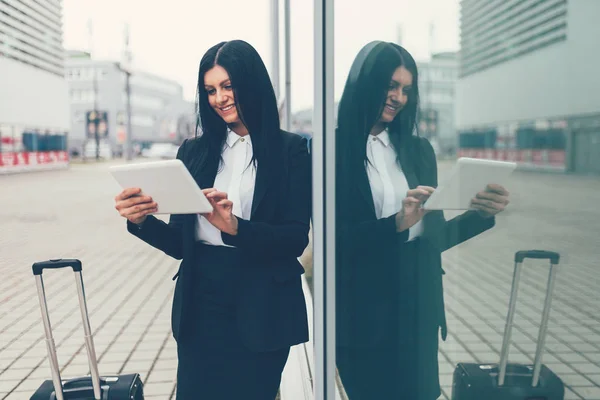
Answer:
[
  {"left": 32, "top": 259, "right": 102, "bottom": 400},
  {"left": 498, "top": 250, "right": 560, "bottom": 388},
  {"left": 32, "top": 259, "right": 82, "bottom": 275},
  {"left": 515, "top": 250, "right": 560, "bottom": 264}
]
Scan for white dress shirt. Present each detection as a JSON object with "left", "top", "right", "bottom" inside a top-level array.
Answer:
[
  {"left": 195, "top": 129, "right": 256, "bottom": 246},
  {"left": 366, "top": 129, "right": 423, "bottom": 241}
]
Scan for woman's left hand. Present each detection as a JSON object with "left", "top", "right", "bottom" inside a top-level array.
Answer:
[
  {"left": 201, "top": 189, "right": 238, "bottom": 236},
  {"left": 471, "top": 184, "right": 510, "bottom": 218}
]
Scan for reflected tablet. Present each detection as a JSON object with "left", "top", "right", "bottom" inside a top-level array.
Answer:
[
  {"left": 423, "top": 157, "right": 516, "bottom": 210},
  {"left": 109, "top": 159, "right": 212, "bottom": 214}
]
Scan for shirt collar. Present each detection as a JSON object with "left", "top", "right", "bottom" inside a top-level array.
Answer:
[
  {"left": 226, "top": 128, "right": 251, "bottom": 148},
  {"left": 368, "top": 129, "right": 391, "bottom": 147}
]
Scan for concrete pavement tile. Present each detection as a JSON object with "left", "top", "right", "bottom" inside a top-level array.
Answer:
[
  {"left": 26, "top": 367, "right": 51, "bottom": 379},
  {"left": 577, "top": 352, "right": 600, "bottom": 363},
  {"left": 129, "top": 351, "right": 159, "bottom": 361},
  {"left": 570, "top": 342, "right": 600, "bottom": 352},
  {"left": 0, "top": 380, "right": 20, "bottom": 393},
  {"left": 438, "top": 373, "right": 453, "bottom": 387},
  {"left": 546, "top": 342, "right": 577, "bottom": 353},
  {"left": 97, "top": 362, "right": 125, "bottom": 374},
  {"left": 0, "top": 350, "right": 25, "bottom": 360},
  {"left": 572, "top": 386, "right": 600, "bottom": 398},
  {"left": 60, "top": 364, "right": 91, "bottom": 377},
  {"left": 462, "top": 342, "right": 496, "bottom": 352},
  {"left": 146, "top": 369, "right": 177, "bottom": 384},
  {"left": 471, "top": 350, "right": 500, "bottom": 361},
  {"left": 151, "top": 359, "right": 178, "bottom": 371},
  {"left": 3, "top": 391, "right": 35, "bottom": 400},
  {"left": 18, "top": 377, "right": 52, "bottom": 391},
  {"left": 543, "top": 353, "right": 563, "bottom": 363},
  {"left": 123, "top": 360, "right": 153, "bottom": 372},
  {"left": 571, "top": 363, "right": 600, "bottom": 374},
  {"left": 135, "top": 341, "right": 164, "bottom": 351},
  {"left": 67, "top": 355, "right": 92, "bottom": 366},
  {"left": 516, "top": 342, "right": 540, "bottom": 352},
  {"left": 565, "top": 387, "right": 585, "bottom": 399},
  {"left": 0, "top": 368, "right": 31, "bottom": 381},
  {"left": 555, "top": 353, "right": 594, "bottom": 363},
  {"left": 438, "top": 362, "right": 456, "bottom": 374},
  {"left": 143, "top": 382, "right": 176, "bottom": 396},
  {"left": 503, "top": 353, "right": 532, "bottom": 363},
  {"left": 543, "top": 363, "right": 578, "bottom": 374},
  {"left": 561, "top": 373, "right": 596, "bottom": 386},
  {"left": 586, "top": 374, "right": 600, "bottom": 385},
  {"left": 98, "top": 352, "right": 129, "bottom": 363},
  {"left": 8, "top": 357, "right": 44, "bottom": 369},
  {"left": 439, "top": 387, "right": 450, "bottom": 399}
]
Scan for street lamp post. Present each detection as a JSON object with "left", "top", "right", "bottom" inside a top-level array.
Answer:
[
  {"left": 284, "top": 0, "right": 291, "bottom": 131},
  {"left": 271, "top": 0, "right": 280, "bottom": 100},
  {"left": 122, "top": 24, "right": 133, "bottom": 161},
  {"left": 125, "top": 69, "right": 132, "bottom": 160},
  {"left": 93, "top": 69, "right": 100, "bottom": 160},
  {"left": 88, "top": 18, "right": 100, "bottom": 161}
]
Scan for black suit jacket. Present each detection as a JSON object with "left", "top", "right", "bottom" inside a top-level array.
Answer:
[
  {"left": 335, "top": 135, "right": 495, "bottom": 394},
  {"left": 127, "top": 130, "right": 311, "bottom": 352},
  {"left": 336, "top": 135, "right": 496, "bottom": 344}
]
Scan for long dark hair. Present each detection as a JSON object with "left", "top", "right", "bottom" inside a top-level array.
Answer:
[
  {"left": 190, "top": 40, "right": 280, "bottom": 178},
  {"left": 337, "top": 41, "right": 420, "bottom": 173}
]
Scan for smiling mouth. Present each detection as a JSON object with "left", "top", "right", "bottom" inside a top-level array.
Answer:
[
  {"left": 220, "top": 105, "right": 235, "bottom": 112},
  {"left": 385, "top": 104, "right": 400, "bottom": 113}
]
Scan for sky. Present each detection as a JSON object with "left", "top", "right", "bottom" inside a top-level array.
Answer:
[{"left": 62, "top": 0, "right": 461, "bottom": 112}]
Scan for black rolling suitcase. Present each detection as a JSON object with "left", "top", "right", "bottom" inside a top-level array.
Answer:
[
  {"left": 451, "top": 250, "right": 565, "bottom": 400},
  {"left": 30, "top": 259, "right": 144, "bottom": 400}
]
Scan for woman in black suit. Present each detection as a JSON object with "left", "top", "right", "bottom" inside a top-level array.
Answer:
[
  {"left": 334, "top": 41, "right": 510, "bottom": 399},
  {"left": 114, "top": 40, "right": 311, "bottom": 400}
]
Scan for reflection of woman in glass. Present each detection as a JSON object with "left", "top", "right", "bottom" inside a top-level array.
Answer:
[{"left": 335, "top": 41, "right": 510, "bottom": 399}]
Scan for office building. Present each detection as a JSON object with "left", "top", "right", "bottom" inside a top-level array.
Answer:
[
  {"left": 0, "top": 0, "right": 70, "bottom": 173},
  {"left": 66, "top": 51, "right": 194, "bottom": 157},
  {"left": 417, "top": 52, "right": 459, "bottom": 155},
  {"left": 457, "top": 0, "right": 600, "bottom": 173}
]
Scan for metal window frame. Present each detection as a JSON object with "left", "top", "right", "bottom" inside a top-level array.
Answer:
[{"left": 313, "top": 0, "right": 336, "bottom": 399}]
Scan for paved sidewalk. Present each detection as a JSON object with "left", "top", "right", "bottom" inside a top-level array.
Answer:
[
  {"left": 1, "top": 161, "right": 180, "bottom": 399},
  {"left": 1, "top": 160, "right": 600, "bottom": 399},
  {"left": 436, "top": 164, "right": 600, "bottom": 399}
]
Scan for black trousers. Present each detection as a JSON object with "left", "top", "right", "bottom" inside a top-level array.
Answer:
[
  {"left": 175, "top": 244, "right": 290, "bottom": 400},
  {"left": 336, "top": 243, "right": 439, "bottom": 400}
]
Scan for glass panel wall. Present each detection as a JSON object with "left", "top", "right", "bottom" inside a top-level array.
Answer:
[{"left": 311, "top": 0, "right": 600, "bottom": 399}]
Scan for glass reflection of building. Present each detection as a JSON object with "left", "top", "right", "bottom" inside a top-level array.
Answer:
[{"left": 457, "top": 0, "right": 600, "bottom": 174}]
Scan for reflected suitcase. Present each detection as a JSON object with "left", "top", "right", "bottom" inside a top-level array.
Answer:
[
  {"left": 30, "top": 259, "right": 144, "bottom": 400},
  {"left": 451, "top": 250, "right": 565, "bottom": 400}
]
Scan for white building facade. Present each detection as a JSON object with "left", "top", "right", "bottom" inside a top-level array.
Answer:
[
  {"left": 0, "top": 0, "right": 70, "bottom": 173},
  {"left": 457, "top": 0, "right": 600, "bottom": 173},
  {"left": 66, "top": 51, "right": 195, "bottom": 158}
]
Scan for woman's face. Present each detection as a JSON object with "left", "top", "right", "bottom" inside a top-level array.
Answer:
[
  {"left": 378, "top": 66, "right": 413, "bottom": 124},
  {"left": 204, "top": 65, "right": 241, "bottom": 125}
]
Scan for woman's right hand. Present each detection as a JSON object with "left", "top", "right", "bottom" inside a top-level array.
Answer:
[
  {"left": 114, "top": 188, "right": 157, "bottom": 225},
  {"left": 395, "top": 186, "right": 435, "bottom": 232}
]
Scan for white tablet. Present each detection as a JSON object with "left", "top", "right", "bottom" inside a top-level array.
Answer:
[
  {"left": 423, "top": 157, "right": 516, "bottom": 210},
  {"left": 109, "top": 159, "right": 213, "bottom": 214}
]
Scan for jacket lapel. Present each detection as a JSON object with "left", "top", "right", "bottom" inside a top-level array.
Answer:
[
  {"left": 357, "top": 143, "right": 420, "bottom": 217},
  {"left": 399, "top": 143, "right": 420, "bottom": 189}
]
